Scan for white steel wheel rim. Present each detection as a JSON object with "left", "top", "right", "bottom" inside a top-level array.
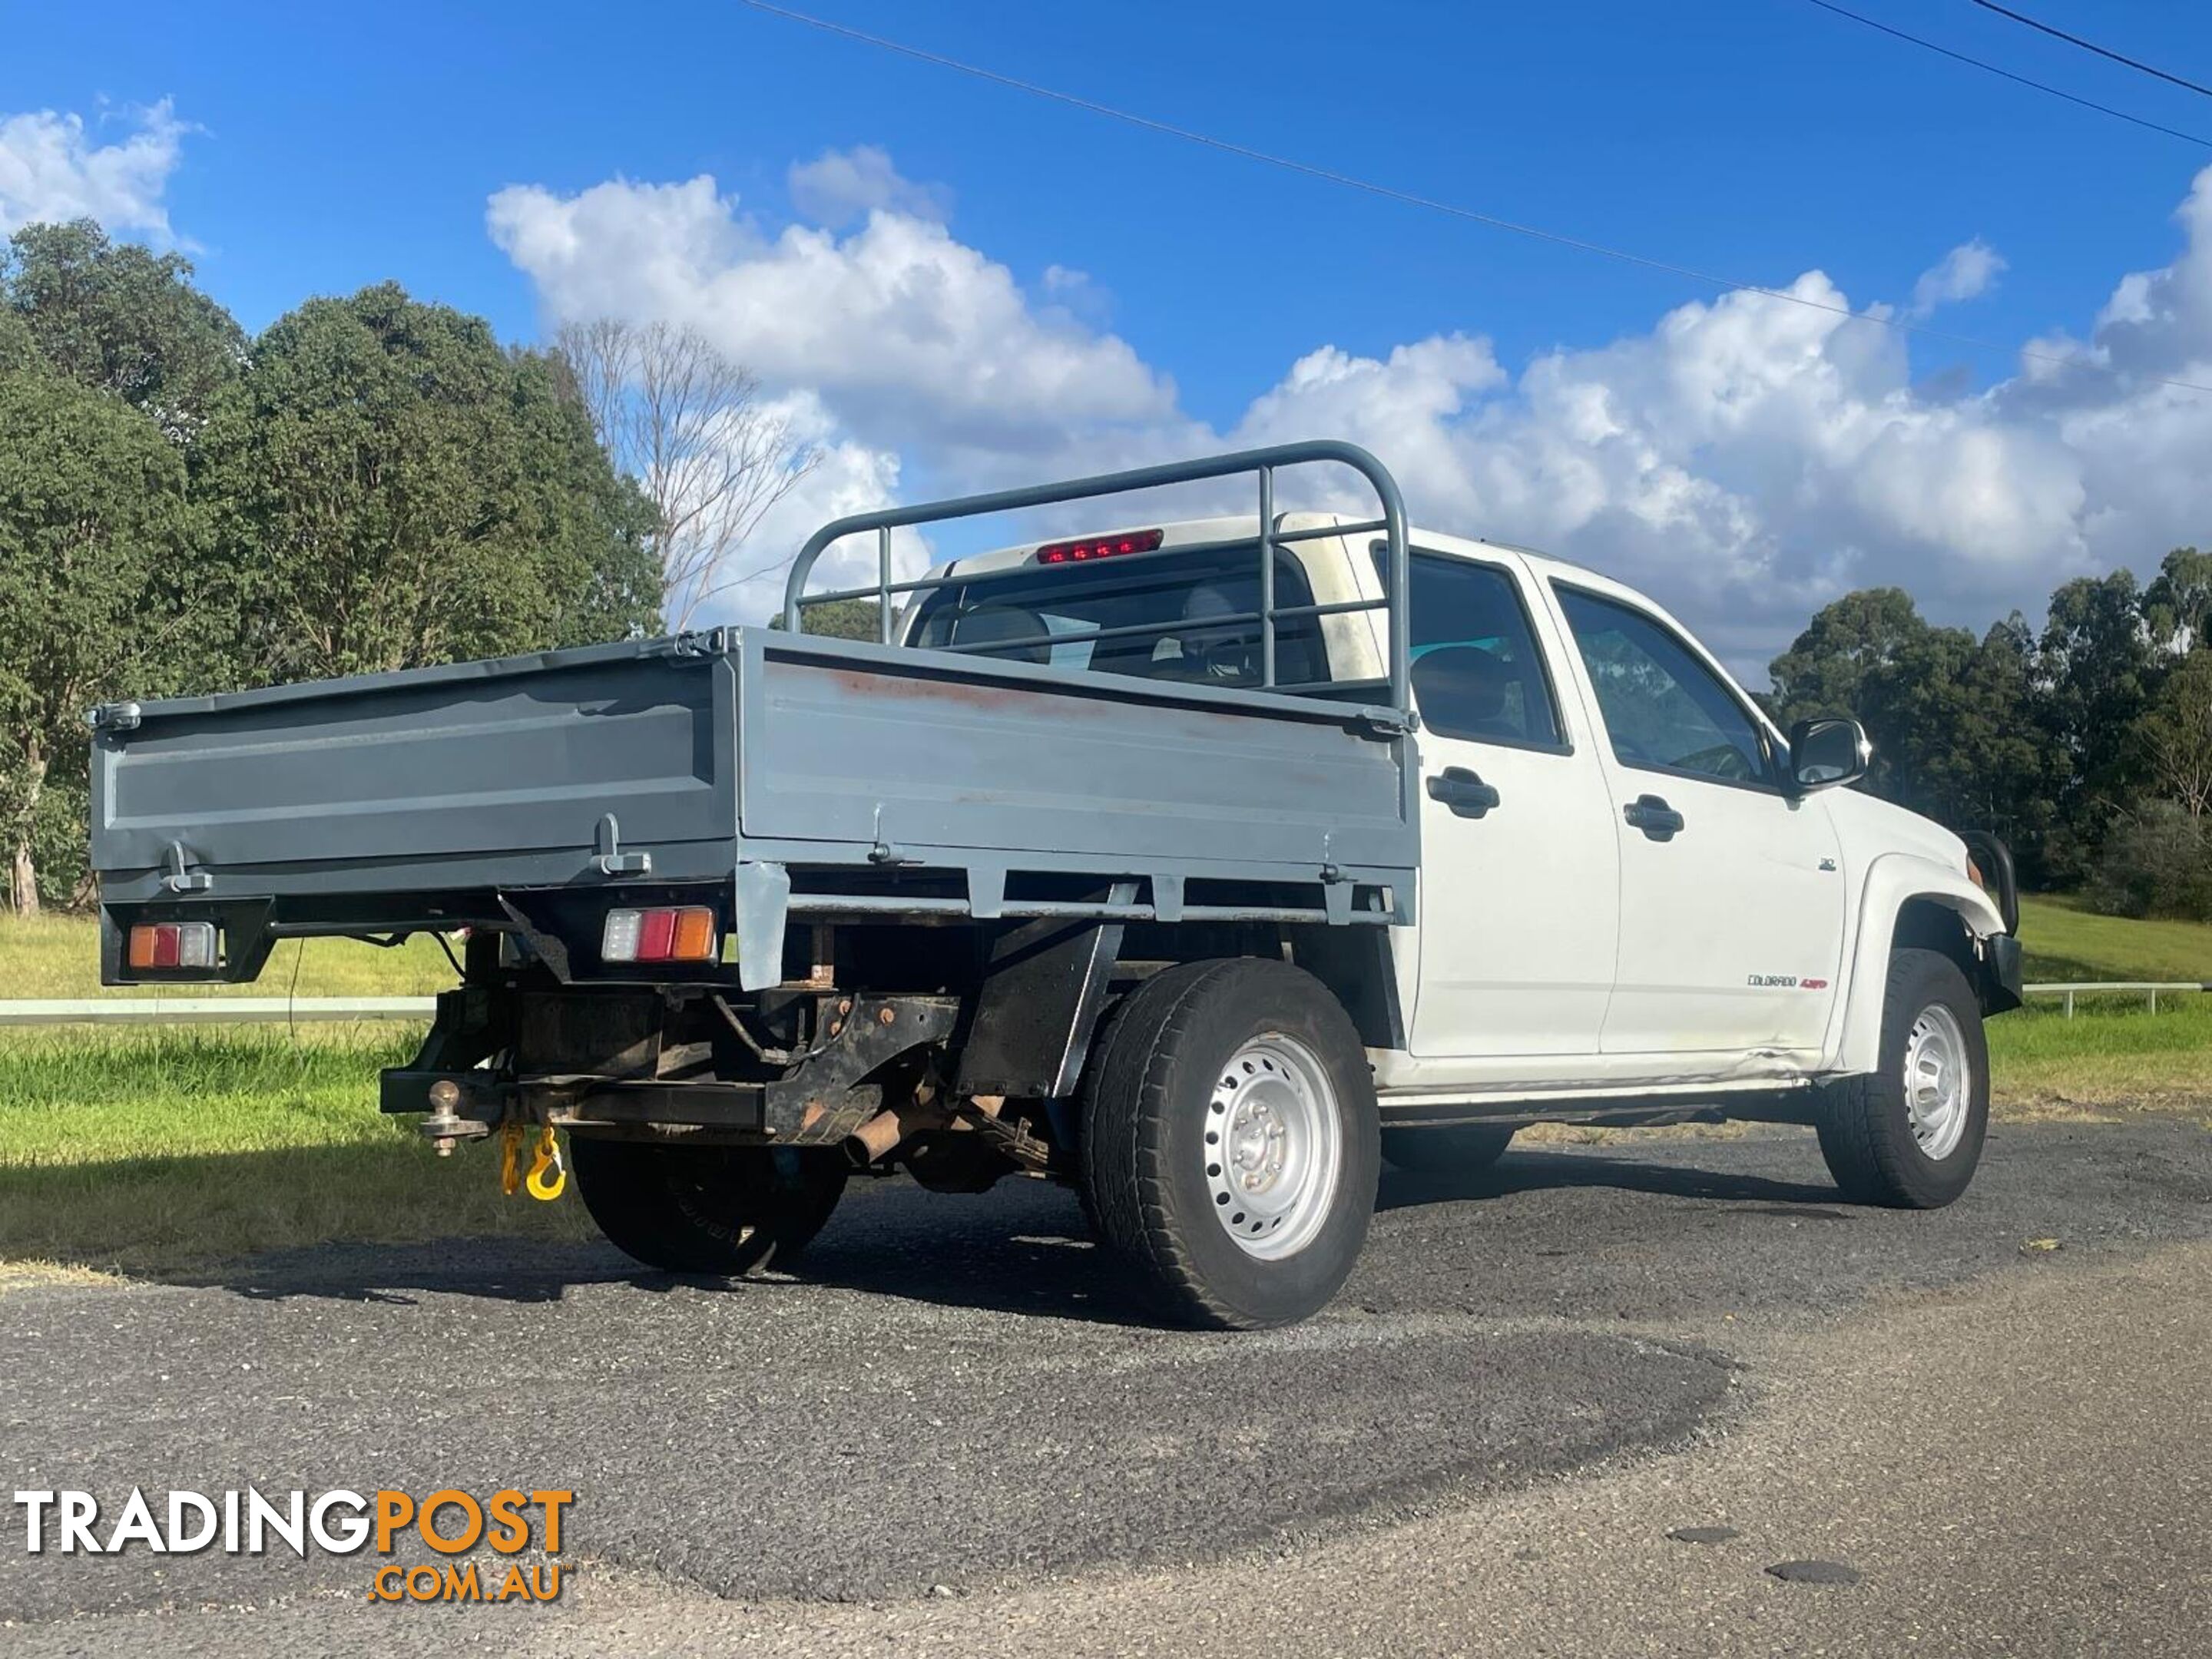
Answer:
[
  {"left": 1904, "top": 1003, "right": 1972, "bottom": 1161},
  {"left": 1203, "top": 1033, "right": 1342, "bottom": 1260}
]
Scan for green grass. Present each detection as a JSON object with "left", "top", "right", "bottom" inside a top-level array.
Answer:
[
  {"left": 1988, "top": 995, "right": 2212, "bottom": 1111},
  {"left": 0, "top": 917, "right": 571, "bottom": 1277},
  {"left": 0, "top": 1025, "right": 594, "bottom": 1277},
  {"left": 0, "top": 912, "right": 457, "bottom": 1001},
  {"left": 1993, "top": 899, "right": 2212, "bottom": 1110},
  {"left": 2015, "top": 892, "right": 2212, "bottom": 985}
]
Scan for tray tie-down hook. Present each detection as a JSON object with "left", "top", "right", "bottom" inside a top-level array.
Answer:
[
  {"left": 594, "top": 813, "right": 651, "bottom": 876},
  {"left": 867, "top": 803, "right": 902, "bottom": 866},
  {"left": 162, "top": 842, "right": 212, "bottom": 894}
]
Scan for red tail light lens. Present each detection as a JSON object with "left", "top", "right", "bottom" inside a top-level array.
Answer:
[
  {"left": 637, "top": 909, "right": 677, "bottom": 962},
  {"left": 1037, "top": 528, "right": 1164, "bottom": 565}
]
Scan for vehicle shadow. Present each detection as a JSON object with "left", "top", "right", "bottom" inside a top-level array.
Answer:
[
  {"left": 1377, "top": 1144, "right": 1845, "bottom": 1214},
  {"left": 2, "top": 1137, "right": 1850, "bottom": 1320},
  {"left": 214, "top": 1180, "right": 1160, "bottom": 1327}
]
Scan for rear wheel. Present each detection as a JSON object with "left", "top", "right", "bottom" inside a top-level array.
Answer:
[
  {"left": 570, "top": 1139, "right": 848, "bottom": 1274},
  {"left": 1815, "top": 947, "right": 1988, "bottom": 1208},
  {"left": 1380, "top": 1124, "right": 1515, "bottom": 1175},
  {"left": 1078, "top": 959, "right": 1379, "bottom": 1329}
]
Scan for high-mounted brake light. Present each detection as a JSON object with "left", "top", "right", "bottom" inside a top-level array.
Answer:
[
  {"left": 601, "top": 906, "right": 718, "bottom": 965},
  {"left": 1037, "top": 528, "right": 1164, "bottom": 565},
  {"left": 127, "top": 922, "right": 217, "bottom": 972}
]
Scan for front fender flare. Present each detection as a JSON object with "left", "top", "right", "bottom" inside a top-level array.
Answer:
[{"left": 1830, "top": 853, "right": 2006, "bottom": 1076}]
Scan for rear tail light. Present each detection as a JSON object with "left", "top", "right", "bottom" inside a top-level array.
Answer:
[
  {"left": 127, "top": 922, "right": 217, "bottom": 972},
  {"left": 601, "top": 906, "right": 718, "bottom": 964}
]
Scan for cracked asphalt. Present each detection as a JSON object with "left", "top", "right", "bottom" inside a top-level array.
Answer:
[{"left": 4, "top": 1114, "right": 2210, "bottom": 1655}]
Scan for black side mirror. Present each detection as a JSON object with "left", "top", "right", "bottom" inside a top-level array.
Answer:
[{"left": 1786, "top": 717, "right": 1869, "bottom": 793}]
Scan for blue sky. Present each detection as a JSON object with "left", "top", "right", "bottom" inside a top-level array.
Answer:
[{"left": 8, "top": 0, "right": 2212, "bottom": 669}]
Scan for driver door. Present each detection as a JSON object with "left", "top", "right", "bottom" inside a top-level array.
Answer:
[{"left": 1548, "top": 582, "right": 1846, "bottom": 1060}]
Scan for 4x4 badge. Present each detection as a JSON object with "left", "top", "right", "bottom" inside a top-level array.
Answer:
[{"left": 1819, "top": 857, "right": 1838, "bottom": 871}]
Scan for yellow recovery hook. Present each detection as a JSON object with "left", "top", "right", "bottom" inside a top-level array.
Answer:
[{"left": 525, "top": 1125, "right": 567, "bottom": 1201}]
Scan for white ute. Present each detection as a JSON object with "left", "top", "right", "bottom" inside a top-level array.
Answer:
[{"left": 94, "top": 442, "right": 2023, "bottom": 1329}]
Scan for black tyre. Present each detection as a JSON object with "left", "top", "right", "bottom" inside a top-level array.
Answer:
[
  {"left": 569, "top": 1139, "right": 847, "bottom": 1274},
  {"left": 1078, "top": 959, "right": 1379, "bottom": 1330},
  {"left": 1380, "top": 1124, "right": 1515, "bottom": 1175},
  {"left": 1815, "top": 947, "right": 1989, "bottom": 1209}
]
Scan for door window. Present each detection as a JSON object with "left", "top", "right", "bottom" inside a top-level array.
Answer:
[
  {"left": 1555, "top": 587, "right": 1770, "bottom": 786},
  {"left": 1395, "top": 554, "right": 1564, "bottom": 750}
]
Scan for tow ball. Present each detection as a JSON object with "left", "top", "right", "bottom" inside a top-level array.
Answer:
[{"left": 421, "top": 1078, "right": 491, "bottom": 1157}]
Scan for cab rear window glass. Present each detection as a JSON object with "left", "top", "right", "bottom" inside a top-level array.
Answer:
[
  {"left": 910, "top": 546, "right": 1326, "bottom": 690},
  {"left": 1376, "top": 551, "right": 1562, "bottom": 749}
]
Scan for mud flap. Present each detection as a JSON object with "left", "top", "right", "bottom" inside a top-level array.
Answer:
[{"left": 733, "top": 860, "right": 790, "bottom": 992}]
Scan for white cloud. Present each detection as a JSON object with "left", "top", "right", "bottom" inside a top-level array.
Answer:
[
  {"left": 488, "top": 171, "right": 1174, "bottom": 457},
  {"left": 787, "top": 144, "right": 949, "bottom": 228},
  {"left": 1910, "top": 239, "right": 2005, "bottom": 317},
  {"left": 1230, "top": 277, "right": 2113, "bottom": 671},
  {"left": 492, "top": 151, "right": 2212, "bottom": 672},
  {"left": 0, "top": 99, "right": 190, "bottom": 243},
  {"left": 2088, "top": 166, "right": 2212, "bottom": 380}
]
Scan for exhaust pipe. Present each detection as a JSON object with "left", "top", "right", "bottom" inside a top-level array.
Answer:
[{"left": 847, "top": 1084, "right": 947, "bottom": 1164}]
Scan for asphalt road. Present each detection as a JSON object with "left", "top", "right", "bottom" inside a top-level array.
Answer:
[{"left": 3, "top": 1116, "right": 2209, "bottom": 1655}]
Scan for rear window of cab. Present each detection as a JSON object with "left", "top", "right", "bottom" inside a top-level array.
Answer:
[{"left": 911, "top": 545, "right": 1328, "bottom": 690}]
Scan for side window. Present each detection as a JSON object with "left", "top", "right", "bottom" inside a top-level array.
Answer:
[
  {"left": 1554, "top": 587, "right": 1770, "bottom": 786},
  {"left": 1392, "top": 553, "right": 1564, "bottom": 749}
]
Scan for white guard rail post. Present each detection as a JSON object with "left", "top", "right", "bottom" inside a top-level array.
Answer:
[{"left": 2023, "top": 982, "right": 2209, "bottom": 1018}]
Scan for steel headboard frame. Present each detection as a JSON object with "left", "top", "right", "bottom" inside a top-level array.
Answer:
[{"left": 780, "top": 439, "right": 1414, "bottom": 730}]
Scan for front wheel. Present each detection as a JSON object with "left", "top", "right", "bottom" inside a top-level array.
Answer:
[
  {"left": 1078, "top": 959, "right": 1379, "bottom": 1329},
  {"left": 1815, "top": 947, "right": 1989, "bottom": 1208},
  {"left": 570, "top": 1139, "right": 848, "bottom": 1274}
]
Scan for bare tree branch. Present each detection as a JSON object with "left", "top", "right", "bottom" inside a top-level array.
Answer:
[{"left": 554, "top": 320, "right": 820, "bottom": 629}]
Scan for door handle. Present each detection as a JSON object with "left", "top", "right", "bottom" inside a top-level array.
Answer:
[
  {"left": 1426, "top": 767, "right": 1502, "bottom": 819},
  {"left": 1624, "top": 793, "right": 1685, "bottom": 841}
]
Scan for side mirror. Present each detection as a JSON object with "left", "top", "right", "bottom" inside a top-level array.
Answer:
[{"left": 1786, "top": 717, "right": 1869, "bottom": 793}]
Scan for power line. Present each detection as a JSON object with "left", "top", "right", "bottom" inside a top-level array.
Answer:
[
  {"left": 1969, "top": 1, "right": 2212, "bottom": 102},
  {"left": 1803, "top": 0, "right": 2211, "bottom": 147},
  {"left": 734, "top": 0, "right": 2212, "bottom": 396}
]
